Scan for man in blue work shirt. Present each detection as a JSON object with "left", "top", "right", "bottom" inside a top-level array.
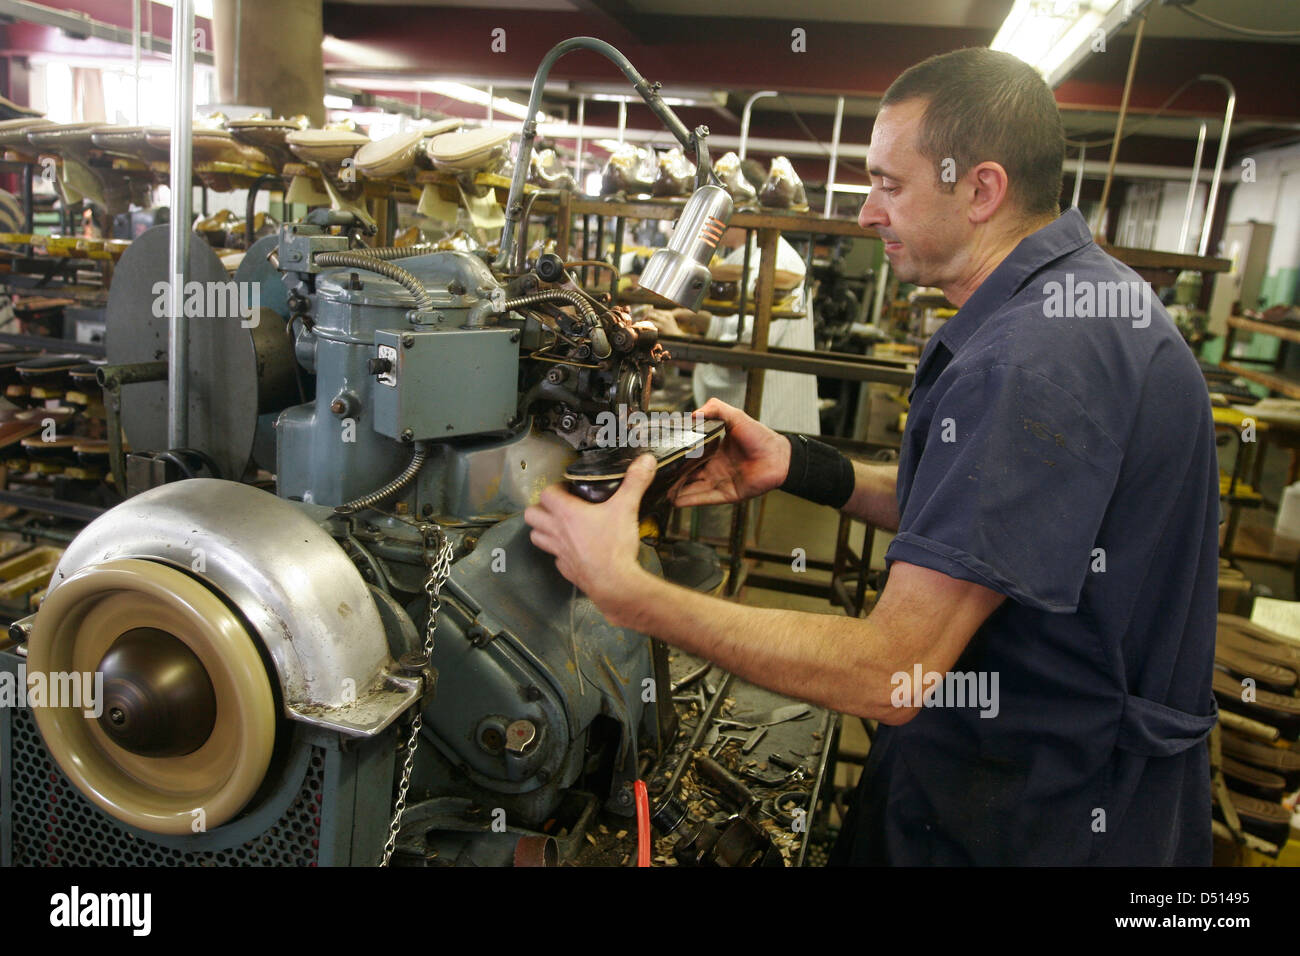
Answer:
[{"left": 523, "top": 47, "right": 1219, "bottom": 865}]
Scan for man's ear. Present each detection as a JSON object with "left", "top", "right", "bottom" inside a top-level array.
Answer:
[{"left": 966, "top": 161, "right": 1010, "bottom": 225}]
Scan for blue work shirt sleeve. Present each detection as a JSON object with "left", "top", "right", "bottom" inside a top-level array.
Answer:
[{"left": 885, "top": 363, "right": 1124, "bottom": 613}]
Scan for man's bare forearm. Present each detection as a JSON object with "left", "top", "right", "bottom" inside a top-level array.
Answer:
[
  {"left": 607, "top": 573, "right": 905, "bottom": 721},
  {"left": 840, "top": 460, "right": 900, "bottom": 531}
]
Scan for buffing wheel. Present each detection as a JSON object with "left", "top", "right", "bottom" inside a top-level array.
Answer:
[{"left": 27, "top": 559, "right": 276, "bottom": 836}]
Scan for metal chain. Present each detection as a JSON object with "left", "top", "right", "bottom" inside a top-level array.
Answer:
[{"left": 379, "top": 525, "right": 455, "bottom": 867}]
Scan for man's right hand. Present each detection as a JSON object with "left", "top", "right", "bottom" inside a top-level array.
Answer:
[{"left": 671, "top": 398, "right": 792, "bottom": 507}]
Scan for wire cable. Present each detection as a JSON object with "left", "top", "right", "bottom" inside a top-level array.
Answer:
[{"left": 1173, "top": 4, "right": 1300, "bottom": 39}]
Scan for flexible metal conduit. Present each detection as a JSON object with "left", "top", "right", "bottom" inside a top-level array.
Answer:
[
  {"left": 502, "top": 289, "right": 598, "bottom": 325},
  {"left": 336, "top": 442, "right": 430, "bottom": 515},
  {"left": 313, "top": 251, "right": 434, "bottom": 311},
  {"left": 355, "top": 244, "right": 437, "bottom": 260}
]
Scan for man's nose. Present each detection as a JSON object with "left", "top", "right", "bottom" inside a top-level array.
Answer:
[{"left": 858, "top": 191, "right": 885, "bottom": 230}]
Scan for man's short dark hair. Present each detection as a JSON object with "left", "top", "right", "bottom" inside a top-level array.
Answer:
[{"left": 880, "top": 47, "right": 1065, "bottom": 218}]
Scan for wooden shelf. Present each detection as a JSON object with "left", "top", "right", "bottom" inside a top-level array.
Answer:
[
  {"left": 609, "top": 289, "right": 804, "bottom": 319},
  {"left": 1227, "top": 314, "right": 1300, "bottom": 346},
  {"left": 544, "top": 197, "right": 1236, "bottom": 269},
  {"left": 1102, "top": 244, "right": 1231, "bottom": 274},
  {"left": 541, "top": 196, "right": 877, "bottom": 239},
  {"left": 1220, "top": 361, "right": 1300, "bottom": 400},
  {"left": 1226, "top": 523, "right": 1300, "bottom": 566}
]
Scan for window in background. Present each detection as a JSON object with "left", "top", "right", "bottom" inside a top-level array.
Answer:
[{"left": 30, "top": 57, "right": 216, "bottom": 126}]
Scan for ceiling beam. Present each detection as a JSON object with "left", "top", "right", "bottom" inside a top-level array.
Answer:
[
  {"left": 319, "top": 5, "right": 1300, "bottom": 131},
  {"left": 566, "top": 0, "right": 642, "bottom": 47}
]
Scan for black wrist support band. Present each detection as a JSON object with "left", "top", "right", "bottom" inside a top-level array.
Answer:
[{"left": 778, "top": 433, "right": 855, "bottom": 509}]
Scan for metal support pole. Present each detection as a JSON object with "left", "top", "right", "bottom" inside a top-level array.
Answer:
[
  {"left": 617, "top": 99, "right": 626, "bottom": 144},
  {"left": 132, "top": 0, "right": 141, "bottom": 125},
  {"left": 739, "top": 91, "right": 777, "bottom": 161},
  {"left": 736, "top": 232, "right": 752, "bottom": 342},
  {"left": 1178, "top": 121, "right": 1207, "bottom": 254},
  {"left": 609, "top": 216, "right": 623, "bottom": 302},
  {"left": 574, "top": 93, "right": 586, "bottom": 191},
  {"left": 1071, "top": 144, "right": 1085, "bottom": 208},
  {"left": 486, "top": 84, "right": 494, "bottom": 126},
  {"left": 1096, "top": 14, "right": 1145, "bottom": 239},
  {"left": 167, "top": 0, "right": 195, "bottom": 449},
  {"left": 823, "top": 95, "right": 844, "bottom": 218},
  {"left": 871, "top": 257, "right": 889, "bottom": 326},
  {"left": 742, "top": 228, "right": 780, "bottom": 419},
  {"left": 1197, "top": 76, "right": 1236, "bottom": 258},
  {"left": 21, "top": 162, "right": 32, "bottom": 233}
]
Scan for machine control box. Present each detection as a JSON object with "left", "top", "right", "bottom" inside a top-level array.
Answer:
[{"left": 372, "top": 327, "right": 519, "bottom": 440}]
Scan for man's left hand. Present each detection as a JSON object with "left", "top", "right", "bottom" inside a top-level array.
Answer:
[{"left": 523, "top": 453, "right": 657, "bottom": 616}]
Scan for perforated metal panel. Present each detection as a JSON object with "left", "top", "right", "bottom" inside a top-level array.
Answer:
[{"left": 6, "top": 706, "right": 325, "bottom": 866}]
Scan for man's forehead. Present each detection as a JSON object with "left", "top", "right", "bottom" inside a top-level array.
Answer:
[{"left": 867, "top": 100, "right": 926, "bottom": 172}]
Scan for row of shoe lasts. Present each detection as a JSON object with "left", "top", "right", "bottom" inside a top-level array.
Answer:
[
  {"left": 714, "top": 152, "right": 808, "bottom": 211},
  {"left": 0, "top": 113, "right": 540, "bottom": 203},
  {"left": 0, "top": 350, "right": 107, "bottom": 472},
  {"left": 600, "top": 144, "right": 807, "bottom": 211},
  {"left": 599, "top": 144, "right": 694, "bottom": 198}
]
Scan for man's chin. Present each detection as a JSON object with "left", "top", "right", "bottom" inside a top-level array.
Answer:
[{"left": 889, "top": 259, "right": 917, "bottom": 283}]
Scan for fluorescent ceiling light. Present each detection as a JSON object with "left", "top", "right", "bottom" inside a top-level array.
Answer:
[
  {"left": 589, "top": 93, "right": 702, "bottom": 107},
  {"left": 991, "top": 0, "right": 1152, "bottom": 87},
  {"left": 323, "top": 94, "right": 354, "bottom": 109},
  {"left": 150, "top": 0, "right": 215, "bottom": 17}
]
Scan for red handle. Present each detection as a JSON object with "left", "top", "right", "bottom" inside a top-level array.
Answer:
[{"left": 634, "top": 779, "right": 652, "bottom": 867}]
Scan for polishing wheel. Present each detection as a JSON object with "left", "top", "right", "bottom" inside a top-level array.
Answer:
[{"left": 26, "top": 559, "right": 276, "bottom": 836}]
